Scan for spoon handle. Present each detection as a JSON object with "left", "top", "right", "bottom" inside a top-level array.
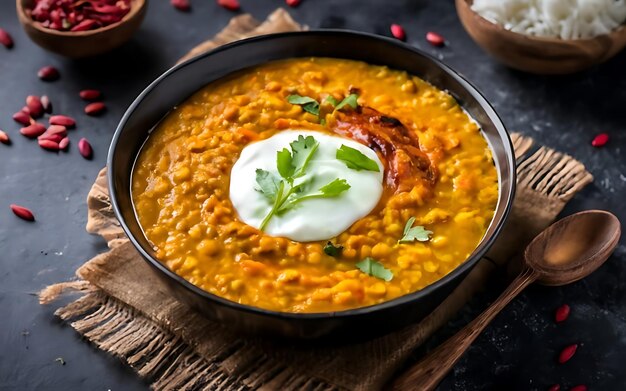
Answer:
[{"left": 391, "top": 267, "right": 539, "bottom": 391}]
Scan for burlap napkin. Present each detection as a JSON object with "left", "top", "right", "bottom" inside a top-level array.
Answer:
[{"left": 40, "top": 9, "right": 594, "bottom": 391}]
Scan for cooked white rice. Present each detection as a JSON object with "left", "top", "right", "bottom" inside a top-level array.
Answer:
[{"left": 471, "top": 0, "right": 626, "bottom": 39}]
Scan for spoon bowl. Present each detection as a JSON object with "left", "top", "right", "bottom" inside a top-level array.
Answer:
[{"left": 525, "top": 210, "right": 621, "bottom": 286}]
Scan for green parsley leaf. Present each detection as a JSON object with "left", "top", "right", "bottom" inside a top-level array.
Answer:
[
  {"left": 287, "top": 95, "right": 320, "bottom": 116},
  {"left": 302, "top": 102, "right": 320, "bottom": 116},
  {"left": 287, "top": 95, "right": 317, "bottom": 105},
  {"left": 259, "top": 180, "right": 285, "bottom": 231},
  {"left": 335, "top": 94, "right": 359, "bottom": 111},
  {"left": 255, "top": 169, "right": 280, "bottom": 201},
  {"left": 336, "top": 145, "right": 380, "bottom": 172},
  {"left": 279, "top": 177, "right": 350, "bottom": 213},
  {"left": 290, "top": 135, "right": 319, "bottom": 178},
  {"left": 287, "top": 93, "right": 358, "bottom": 124},
  {"left": 356, "top": 257, "right": 393, "bottom": 281},
  {"left": 324, "top": 95, "right": 339, "bottom": 107},
  {"left": 319, "top": 178, "right": 351, "bottom": 196},
  {"left": 276, "top": 148, "right": 294, "bottom": 180},
  {"left": 399, "top": 217, "right": 433, "bottom": 244},
  {"left": 323, "top": 241, "right": 343, "bottom": 257}
]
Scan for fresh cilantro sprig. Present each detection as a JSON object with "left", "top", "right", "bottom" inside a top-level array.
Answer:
[
  {"left": 324, "top": 95, "right": 339, "bottom": 107},
  {"left": 286, "top": 93, "right": 359, "bottom": 124},
  {"left": 277, "top": 134, "right": 319, "bottom": 181},
  {"left": 336, "top": 145, "right": 380, "bottom": 172},
  {"left": 398, "top": 217, "right": 433, "bottom": 244},
  {"left": 256, "top": 135, "right": 351, "bottom": 231},
  {"left": 287, "top": 95, "right": 320, "bottom": 116},
  {"left": 334, "top": 94, "right": 358, "bottom": 111},
  {"left": 356, "top": 257, "right": 393, "bottom": 281},
  {"left": 279, "top": 178, "right": 351, "bottom": 211}
]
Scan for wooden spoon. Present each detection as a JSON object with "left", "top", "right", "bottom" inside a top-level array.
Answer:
[{"left": 392, "top": 210, "right": 621, "bottom": 391}]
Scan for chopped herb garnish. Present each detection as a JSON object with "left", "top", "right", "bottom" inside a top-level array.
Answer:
[
  {"left": 255, "top": 169, "right": 281, "bottom": 200},
  {"left": 302, "top": 102, "right": 320, "bottom": 116},
  {"left": 323, "top": 241, "right": 344, "bottom": 257},
  {"left": 280, "top": 179, "right": 351, "bottom": 212},
  {"left": 288, "top": 135, "right": 319, "bottom": 179},
  {"left": 334, "top": 93, "right": 359, "bottom": 111},
  {"left": 318, "top": 178, "right": 351, "bottom": 196},
  {"left": 256, "top": 136, "right": 351, "bottom": 231},
  {"left": 276, "top": 148, "right": 295, "bottom": 179},
  {"left": 287, "top": 95, "right": 317, "bottom": 105},
  {"left": 287, "top": 94, "right": 320, "bottom": 116},
  {"left": 324, "top": 95, "right": 339, "bottom": 107},
  {"left": 399, "top": 217, "right": 432, "bottom": 244},
  {"left": 286, "top": 92, "right": 360, "bottom": 124},
  {"left": 356, "top": 257, "right": 393, "bottom": 281},
  {"left": 336, "top": 144, "right": 380, "bottom": 172}
]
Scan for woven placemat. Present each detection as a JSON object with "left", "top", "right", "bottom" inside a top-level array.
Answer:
[{"left": 40, "top": 9, "right": 594, "bottom": 391}]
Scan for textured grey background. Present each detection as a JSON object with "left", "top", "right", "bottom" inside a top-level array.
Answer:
[{"left": 0, "top": 1, "right": 625, "bottom": 390}]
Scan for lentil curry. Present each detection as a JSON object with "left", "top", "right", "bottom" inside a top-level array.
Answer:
[{"left": 131, "top": 58, "right": 499, "bottom": 313}]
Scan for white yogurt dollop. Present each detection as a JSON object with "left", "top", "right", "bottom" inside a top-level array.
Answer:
[{"left": 229, "top": 130, "right": 384, "bottom": 242}]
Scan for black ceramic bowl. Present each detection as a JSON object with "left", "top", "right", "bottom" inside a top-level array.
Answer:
[{"left": 108, "top": 30, "right": 516, "bottom": 339}]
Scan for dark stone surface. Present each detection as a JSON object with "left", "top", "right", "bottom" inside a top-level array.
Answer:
[{"left": 0, "top": 1, "right": 624, "bottom": 390}]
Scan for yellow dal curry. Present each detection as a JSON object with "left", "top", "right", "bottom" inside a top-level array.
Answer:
[{"left": 131, "top": 58, "right": 499, "bottom": 313}]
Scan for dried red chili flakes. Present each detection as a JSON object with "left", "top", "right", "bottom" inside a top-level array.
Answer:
[
  {"left": 28, "top": 0, "right": 132, "bottom": 32},
  {"left": 591, "top": 133, "right": 609, "bottom": 147},
  {"left": 286, "top": 0, "right": 300, "bottom": 7},
  {"left": 71, "top": 19, "right": 98, "bottom": 32},
  {"left": 555, "top": 304, "right": 570, "bottom": 323},
  {"left": 390, "top": 24, "right": 406, "bottom": 41}
]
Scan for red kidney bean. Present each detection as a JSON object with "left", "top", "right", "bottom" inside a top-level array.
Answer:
[{"left": 390, "top": 24, "right": 406, "bottom": 41}]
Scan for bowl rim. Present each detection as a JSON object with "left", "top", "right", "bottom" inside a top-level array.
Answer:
[
  {"left": 108, "top": 29, "right": 516, "bottom": 321},
  {"left": 457, "top": 0, "right": 626, "bottom": 44},
  {"left": 16, "top": 0, "right": 146, "bottom": 37}
]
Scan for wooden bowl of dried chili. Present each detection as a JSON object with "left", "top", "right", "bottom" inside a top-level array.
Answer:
[{"left": 16, "top": 0, "right": 147, "bottom": 58}]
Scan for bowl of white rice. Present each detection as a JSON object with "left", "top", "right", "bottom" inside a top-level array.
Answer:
[{"left": 457, "top": 0, "right": 626, "bottom": 74}]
